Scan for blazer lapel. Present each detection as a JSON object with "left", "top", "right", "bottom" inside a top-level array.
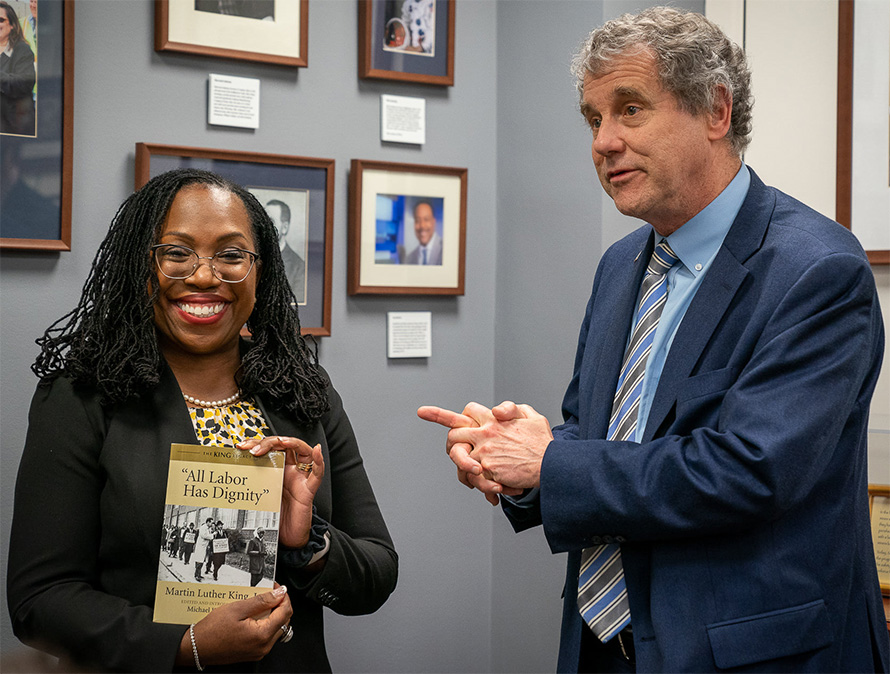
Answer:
[
  {"left": 126, "top": 362, "right": 197, "bottom": 561},
  {"left": 642, "top": 170, "right": 776, "bottom": 443},
  {"left": 588, "top": 232, "right": 654, "bottom": 439}
]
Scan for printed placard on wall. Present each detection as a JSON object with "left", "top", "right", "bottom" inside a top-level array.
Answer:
[{"left": 348, "top": 159, "right": 466, "bottom": 295}]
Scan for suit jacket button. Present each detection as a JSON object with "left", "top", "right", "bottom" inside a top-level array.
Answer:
[
  {"left": 590, "top": 536, "right": 602, "bottom": 545},
  {"left": 603, "top": 536, "right": 614, "bottom": 544},
  {"left": 616, "top": 536, "right": 626, "bottom": 543}
]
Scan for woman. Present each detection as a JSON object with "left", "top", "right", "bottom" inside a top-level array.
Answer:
[
  {"left": 0, "top": 1, "right": 36, "bottom": 136},
  {"left": 7, "top": 169, "right": 398, "bottom": 672}
]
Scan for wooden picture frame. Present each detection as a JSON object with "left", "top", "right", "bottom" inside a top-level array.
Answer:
[
  {"left": 154, "top": 0, "right": 308, "bottom": 67},
  {"left": 1, "top": 0, "right": 74, "bottom": 251},
  {"left": 870, "top": 484, "right": 890, "bottom": 596},
  {"left": 836, "top": 0, "right": 888, "bottom": 265},
  {"left": 135, "top": 143, "right": 334, "bottom": 336},
  {"left": 358, "top": 0, "right": 454, "bottom": 86},
  {"left": 348, "top": 159, "right": 466, "bottom": 295}
]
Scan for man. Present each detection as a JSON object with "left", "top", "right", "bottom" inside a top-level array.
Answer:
[
  {"left": 195, "top": 516, "right": 214, "bottom": 581},
  {"left": 209, "top": 520, "right": 228, "bottom": 581},
  {"left": 247, "top": 526, "right": 266, "bottom": 587},
  {"left": 265, "top": 198, "right": 306, "bottom": 304},
  {"left": 419, "top": 7, "right": 888, "bottom": 673},
  {"left": 180, "top": 522, "right": 197, "bottom": 565},
  {"left": 403, "top": 201, "right": 442, "bottom": 266}
]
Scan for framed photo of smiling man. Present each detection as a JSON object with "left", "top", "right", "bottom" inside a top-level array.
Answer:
[
  {"left": 348, "top": 159, "right": 466, "bottom": 295},
  {"left": 135, "top": 143, "right": 333, "bottom": 336}
]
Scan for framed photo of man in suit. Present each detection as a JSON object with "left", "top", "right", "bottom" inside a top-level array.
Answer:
[
  {"left": 248, "top": 187, "right": 309, "bottom": 307},
  {"left": 348, "top": 159, "right": 466, "bottom": 296}
]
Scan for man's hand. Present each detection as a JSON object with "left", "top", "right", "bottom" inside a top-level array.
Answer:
[{"left": 417, "top": 401, "right": 553, "bottom": 504}]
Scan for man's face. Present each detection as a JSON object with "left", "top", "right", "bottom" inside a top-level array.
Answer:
[
  {"left": 581, "top": 51, "right": 718, "bottom": 235},
  {"left": 413, "top": 203, "right": 436, "bottom": 247},
  {"left": 267, "top": 203, "right": 289, "bottom": 243}
]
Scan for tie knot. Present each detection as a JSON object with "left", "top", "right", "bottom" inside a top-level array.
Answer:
[{"left": 647, "top": 240, "right": 679, "bottom": 276}]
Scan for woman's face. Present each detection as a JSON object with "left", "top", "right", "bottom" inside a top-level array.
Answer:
[
  {"left": 0, "top": 9, "right": 12, "bottom": 43},
  {"left": 152, "top": 184, "right": 259, "bottom": 361}
]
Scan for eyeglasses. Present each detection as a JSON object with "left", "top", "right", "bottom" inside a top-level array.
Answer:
[{"left": 151, "top": 244, "right": 259, "bottom": 284}]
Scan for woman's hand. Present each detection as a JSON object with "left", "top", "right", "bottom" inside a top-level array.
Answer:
[
  {"left": 176, "top": 584, "right": 293, "bottom": 666},
  {"left": 237, "top": 436, "right": 325, "bottom": 548}
]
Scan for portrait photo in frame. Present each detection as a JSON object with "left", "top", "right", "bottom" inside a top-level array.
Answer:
[
  {"left": 358, "top": 0, "right": 454, "bottom": 86},
  {"left": 348, "top": 159, "right": 466, "bottom": 295},
  {"left": 135, "top": 143, "right": 333, "bottom": 336},
  {"left": 155, "top": 0, "right": 308, "bottom": 67},
  {"left": 1, "top": 0, "right": 74, "bottom": 251}
]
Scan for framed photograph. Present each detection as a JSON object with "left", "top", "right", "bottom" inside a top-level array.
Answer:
[
  {"left": 348, "top": 159, "right": 466, "bottom": 295},
  {"left": 155, "top": 0, "right": 308, "bottom": 67},
  {"left": 135, "top": 143, "right": 334, "bottom": 336},
  {"left": 358, "top": 0, "right": 454, "bottom": 86},
  {"left": 836, "top": 0, "right": 888, "bottom": 265},
  {"left": 869, "top": 484, "right": 890, "bottom": 595},
  {"left": 1, "top": 0, "right": 74, "bottom": 251}
]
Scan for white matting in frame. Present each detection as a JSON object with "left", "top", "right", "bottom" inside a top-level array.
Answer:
[
  {"left": 358, "top": 169, "right": 462, "bottom": 291},
  {"left": 165, "top": 0, "right": 303, "bottom": 59}
]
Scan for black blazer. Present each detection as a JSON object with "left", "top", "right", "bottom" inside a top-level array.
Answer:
[{"left": 7, "top": 362, "right": 398, "bottom": 672}]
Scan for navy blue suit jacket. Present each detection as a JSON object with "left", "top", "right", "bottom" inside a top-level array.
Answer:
[{"left": 505, "top": 170, "right": 889, "bottom": 672}]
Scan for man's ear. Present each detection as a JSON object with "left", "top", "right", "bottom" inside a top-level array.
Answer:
[{"left": 707, "top": 84, "right": 733, "bottom": 141}]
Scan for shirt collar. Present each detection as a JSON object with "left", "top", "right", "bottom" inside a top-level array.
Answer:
[{"left": 663, "top": 163, "right": 750, "bottom": 277}]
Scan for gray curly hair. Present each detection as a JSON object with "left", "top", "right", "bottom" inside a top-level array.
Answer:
[{"left": 571, "top": 6, "right": 753, "bottom": 156}]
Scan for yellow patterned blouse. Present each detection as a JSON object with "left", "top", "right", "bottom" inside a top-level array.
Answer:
[{"left": 186, "top": 399, "right": 270, "bottom": 448}]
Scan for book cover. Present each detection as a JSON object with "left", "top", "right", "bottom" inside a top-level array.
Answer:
[{"left": 153, "top": 443, "right": 285, "bottom": 625}]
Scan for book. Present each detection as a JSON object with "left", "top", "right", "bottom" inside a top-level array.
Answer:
[{"left": 153, "top": 443, "right": 285, "bottom": 625}]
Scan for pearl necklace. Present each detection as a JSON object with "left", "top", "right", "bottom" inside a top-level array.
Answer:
[{"left": 182, "top": 391, "right": 241, "bottom": 408}]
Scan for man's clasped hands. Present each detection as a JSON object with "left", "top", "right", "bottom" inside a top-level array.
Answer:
[{"left": 417, "top": 401, "right": 554, "bottom": 505}]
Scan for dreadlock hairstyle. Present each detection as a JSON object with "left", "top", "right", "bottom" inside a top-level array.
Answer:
[{"left": 33, "top": 168, "right": 330, "bottom": 424}]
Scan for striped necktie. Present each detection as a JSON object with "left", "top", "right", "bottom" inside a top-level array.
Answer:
[
  {"left": 577, "top": 239, "right": 680, "bottom": 642},
  {"left": 422, "top": 247, "right": 428, "bottom": 265}
]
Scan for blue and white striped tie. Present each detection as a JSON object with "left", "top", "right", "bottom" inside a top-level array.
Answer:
[{"left": 577, "top": 240, "right": 680, "bottom": 642}]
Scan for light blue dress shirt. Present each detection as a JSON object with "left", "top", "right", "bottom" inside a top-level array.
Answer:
[{"left": 633, "top": 163, "right": 750, "bottom": 441}]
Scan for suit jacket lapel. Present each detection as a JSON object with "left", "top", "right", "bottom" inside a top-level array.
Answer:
[
  {"left": 642, "top": 170, "right": 775, "bottom": 443},
  {"left": 589, "top": 232, "right": 654, "bottom": 439}
]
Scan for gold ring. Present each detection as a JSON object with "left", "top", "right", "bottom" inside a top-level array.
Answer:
[
  {"left": 296, "top": 462, "right": 313, "bottom": 473},
  {"left": 279, "top": 624, "right": 294, "bottom": 643}
]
